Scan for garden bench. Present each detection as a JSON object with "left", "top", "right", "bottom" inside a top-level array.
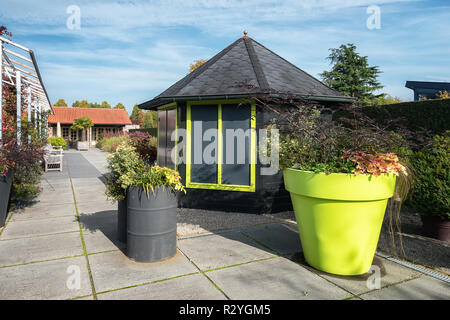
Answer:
[{"left": 44, "top": 145, "right": 64, "bottom": 172}]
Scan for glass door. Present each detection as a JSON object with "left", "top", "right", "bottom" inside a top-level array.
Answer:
[{"left": 158, "top": 107, "right": 176, "bottom": 169}]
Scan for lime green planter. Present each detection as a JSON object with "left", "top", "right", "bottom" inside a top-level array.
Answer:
[{"left": 283, "top": 168, "right": 396, "bottom": 276}]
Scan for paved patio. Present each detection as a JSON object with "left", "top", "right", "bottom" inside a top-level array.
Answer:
[{"left": 0, "top": 148, "right": 449, "bottom": 300}]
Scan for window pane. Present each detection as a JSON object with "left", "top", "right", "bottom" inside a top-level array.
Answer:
[
  {"left": 190, "top": 105, "right": 218, "bottom": 184},
  {"left": 222, "top": 104, "right": 251, "bottom": 186}
]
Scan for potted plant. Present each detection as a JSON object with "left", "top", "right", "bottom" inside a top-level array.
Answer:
[
  {"left": 260, "top": 96, "right": 413, "bottom": 276},
  {"left": 105, "top": 143, "right": 143, "bottom": 243},
  {"left": 110, "top": 142, "right": 184, "bottom": 262},
  {"left": 105, "top": 134, "right": 159, "bottom": 243},
  {"left": 126, "top": 164, "right": 185, "bottom": 263},
  {"left": 71, "top": 117, "right": 93, "bottom": 151},
  {"left": 409, "top": 132, "right": 449, "bottom": 242},
  {"left": 0, "top": 160, "right": 14, "bottom": 227}
]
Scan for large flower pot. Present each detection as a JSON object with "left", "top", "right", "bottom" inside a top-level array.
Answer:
[
  {"left": 126, "top": 186, "right": 177, "bottom": 262},
  {"left": 0, "top": 171, "right": 13, "bottom": 227},
  {"left": 117, "top": 198, "right": 127, "bottom": 243},
  {"left": 421, "top": 215, "right": 450, "bottom": 242},
  {"left": 283, "top": 168, "right": 396, "bottom": 275}
]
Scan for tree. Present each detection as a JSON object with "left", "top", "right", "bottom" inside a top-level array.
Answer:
[
  {"left": 71, "top": 117, "right": 93, "bottom": 142},
  {"left": 143, "top": 111, "right": 157, "bottom": 128},
  {"left": 89, "top": 102, "right": 101, "bottom": 108},
  {"left": 320, "top": 44, "right": 383, "bottom": 105},
  {"left": 54, "top": 99, "right": 68, "bottom": 107},
  {"left": 189, "top": 59, "right": 208, "bottom": 73},
  {"left": 114, "top": 102, "right": 126, "bottom": 110},
  {"left": 72, "top": 100, "right": 89, "bottom": 108},
  {"left": 100, "top": 101, "right": 111, "bottom": 109},
  {"left": 374, "top": 94, "right": 402, "bottom": 105},
  {"left": 130, "top": 104, "right": 144, "bottom": 127}
]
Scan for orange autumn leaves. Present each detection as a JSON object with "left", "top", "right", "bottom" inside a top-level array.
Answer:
[{"left": 345, "top": 151, "right": 408, "bottom": 176}]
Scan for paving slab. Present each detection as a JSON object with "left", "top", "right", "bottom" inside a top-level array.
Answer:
[
  {"left": 304, "top": 255, "right": 422, "bottom": 296},
  {"left": 97, "top": 273, "right": 226, "bottom": 300},
  {"left": 242, "top": 223, "right": 303, "bottom": 255},
  {"left": 74, "top": 192, "right": 109, "bottom": 204},
  {"left": 359, "top": 276, "right": 450, "bottom": 300},
  {"left": 88, "top": 250, "right": 198, "bottom": 293},
  {"left": 178, "top": 231, "right": 275, "bottom": 271},
  {"left": 76, "top": 201, "right": 117, "bottom": 215},
  {"left": 70, "top": 177, "right": 106, "bottom": 189},
  {"left": 0, "top": 232, "right": 84, "bottom": 267},
  {"left": 0, "top": 216, "right": 79, "bottom": 239},
  {"left": 206, "top": 257, "right": 352, "bottom": 300},
  {"left": 79, "top": 210, "right": 125, "bottom": 254},
  {"left": 10, "top": 203, "right": 76, "bottom": 221},
  {"left": 32, "top": 190, "right": 75, "bottom": 206},
  {"left": 0, "top": 256, "right": 92, "bottom": 300}
]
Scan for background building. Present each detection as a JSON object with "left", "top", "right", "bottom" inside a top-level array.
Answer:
[{"left": 48, "top": 107, "right": 131, "bottom": 146}]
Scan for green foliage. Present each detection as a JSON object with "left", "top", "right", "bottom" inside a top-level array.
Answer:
[
  {"left": 356, "top": 99, "right": 450, "bottom": 136},
  {"left": 100, "top": 101, "right": 111, "bottom": 109},
  {"left": 143, "top": 110, "right": 157, "bottom": 129},
  {"left": 48, "top": 137, "right": 67, "bottom": 149},
  {"left": 71, "top": 100, "right": 112, "bottom": 108},
  {"left": 114, "top": 102, "right": 126, "bottom": 110},
  {"left": 130, "top": 104, "right": 144, "bottom": 126},
  {"left": 279, "top": 134, "right": 354, "bottom": 174},
  {"left": 105, "top": 143, "right": 184, "bottom": 201},
  {"left": 71, "top": 117, "right": 93, "bottom": 130},
  {"left": 374, "top": 94, "right": 402, "bottom": 105},
  {"left": 320, "top": 43, "right": 383, "bottom": 105},
  {"left": 72, "top": 100, "right": 90, "bottom": 108},
  {"left": 54, "top": 99, "right": 68, "bottom": 107},
  {"left": 408, "top": 133, "right": 450, "bottom": 220},
  {"left": 105, "top": 143, "right": 143, "bottom": 201},
  {"left": 97, "top": 133, "right": 129, "bottom": 153},
  {"left": 10, "top": 163, "right": 43, "bottom": 204}
]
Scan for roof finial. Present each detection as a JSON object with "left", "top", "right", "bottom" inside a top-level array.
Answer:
[{"left": 243, "top": 30, "right": 248, "bottom": 37}]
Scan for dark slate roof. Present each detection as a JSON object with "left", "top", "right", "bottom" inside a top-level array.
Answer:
[
  {"left": 405, "top": 81, "right": 450, "bottom": 90},
  {"left": 140, "top": 36, "right": 350, "bottom": 109}
]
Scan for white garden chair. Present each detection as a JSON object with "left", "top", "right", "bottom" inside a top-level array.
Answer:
[{"left": 44, "top": 144, "right": 64, "bottom": 172}]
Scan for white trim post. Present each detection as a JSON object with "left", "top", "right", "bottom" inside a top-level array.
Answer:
[
  {"left": 38, "top": 103, "right": 42, "bottom": 138},
  {"left": 27, "top": 87, "right": 31, "bottom": 144},
  {"left": 16, "top": 70, "right": 21, "bottom": 145}
]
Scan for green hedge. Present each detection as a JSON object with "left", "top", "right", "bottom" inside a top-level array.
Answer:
[
  {"left": 48, "top": 137, "right": 67, "bottom": 149},
  {"left": 362, "top": 99, "right": 450, "bottom": 135},
  {"left": 408, "top": 133, "right": 450, "bottom": 220}
]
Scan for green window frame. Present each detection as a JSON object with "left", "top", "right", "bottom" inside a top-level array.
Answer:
[{"left": 186, "top": 100, "right": 256, "bottom": 192}]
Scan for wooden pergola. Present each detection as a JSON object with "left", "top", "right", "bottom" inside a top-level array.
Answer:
[{"left": 0, "top": 36, "right": 52, "bottom": 144}]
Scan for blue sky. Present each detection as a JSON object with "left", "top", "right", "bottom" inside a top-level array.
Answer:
[{"left": 1, "top": 0, "right": 449, "bottom": 114}]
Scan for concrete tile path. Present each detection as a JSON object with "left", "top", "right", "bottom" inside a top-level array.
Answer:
[{"left": 0, "top": 148, "right": 448, "bottom": 300}]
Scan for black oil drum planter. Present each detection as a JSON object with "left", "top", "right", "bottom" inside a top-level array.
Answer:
[
  {"left": 126, "top": 186, "right": 177, "bottom": 262},
  {"left": 117, "top": 198, "right": 127, "bottom": 243},
  {"left": 0, "top": 171, "right": 13, "bottom": 227}
]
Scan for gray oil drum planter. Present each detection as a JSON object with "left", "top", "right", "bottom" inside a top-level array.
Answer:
[
  {"left": 0, "top": 171, "right": 13, "bottom": 227},
  {"left": 117, "top": 198, "right": 127, "bottom": 243},
  {"left": 126, "top": 186, "right": 177, "bottom": 262}
]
